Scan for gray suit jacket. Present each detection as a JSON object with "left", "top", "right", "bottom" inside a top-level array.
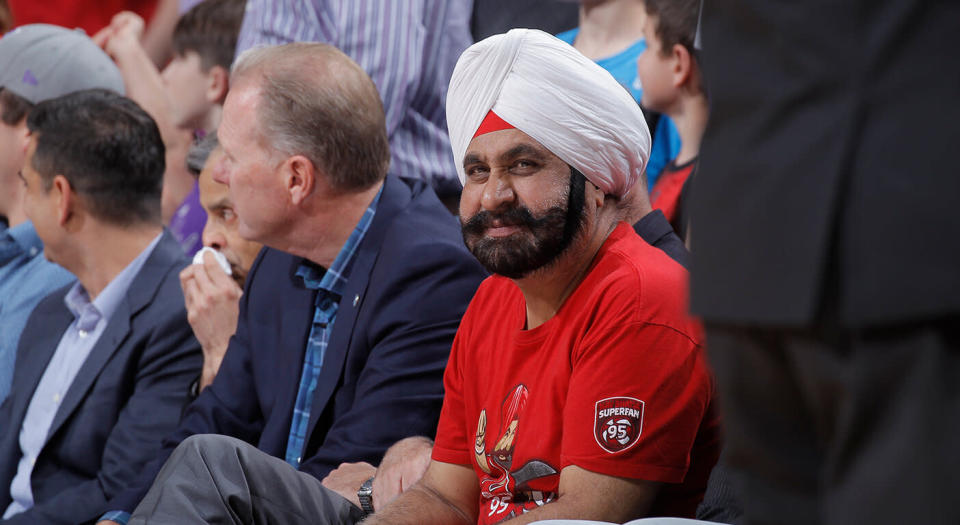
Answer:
[{"left": 0, "top": 230, "right": 201, "bottom": 525}]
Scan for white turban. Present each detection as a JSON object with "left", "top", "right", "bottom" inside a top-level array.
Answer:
[{"left": 446, "top": 28, "right": 651, "bottom": 198}]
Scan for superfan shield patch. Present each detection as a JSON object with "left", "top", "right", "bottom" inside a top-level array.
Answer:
[{"left": 594, "top": 397, "right": 644, "bottom": 453}]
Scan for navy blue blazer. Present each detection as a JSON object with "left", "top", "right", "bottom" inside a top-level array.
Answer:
[
  {"left": 110, "top": 175, "right": 487, "bottom": 513},
  {"left": 0, "top": 231, "right": 201, "bottom": 525}
]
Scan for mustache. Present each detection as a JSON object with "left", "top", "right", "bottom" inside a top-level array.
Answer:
[{"left": 461, "top": 206, "right": 543, "bottom": 237}]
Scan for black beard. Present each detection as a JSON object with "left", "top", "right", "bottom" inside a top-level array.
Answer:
[{"left": 461, "top": 169, "right": 586, "bottom": 279}]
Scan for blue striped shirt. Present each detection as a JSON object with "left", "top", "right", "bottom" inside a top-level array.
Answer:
[
  {"left": 284, "top": 186, "right": 382, "bottom": 468},
  {"left": 236, "top": 0, "right": 473, "bottom": 198}
]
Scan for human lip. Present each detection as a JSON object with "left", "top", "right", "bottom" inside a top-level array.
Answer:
[{"left": 484, "top": 224, "right": 523, "bottom": 238}]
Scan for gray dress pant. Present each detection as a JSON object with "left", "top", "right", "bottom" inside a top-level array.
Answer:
[{"left": 129, "top": 434, "right": 365, "bottom": 525}]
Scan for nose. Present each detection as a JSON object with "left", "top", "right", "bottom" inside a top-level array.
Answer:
[
  {"left": 480, "top": 172, "right": 516, "bottom": 212},
  {"left": 202, "top": 222, "right": 226, "bottom": 250}
]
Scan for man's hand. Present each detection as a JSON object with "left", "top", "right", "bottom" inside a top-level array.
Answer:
[
  {"left": 96, "top": 521, "right": 121, "bottom": 525},
  {"left": 321, "top": 461, "right": 377, "bottom": 508},
  {"left": 373, "top": 436, "right": 434, "bottom": 510},
  {"left": 179, "top": 251, "right": 242, "bottom": 389}
]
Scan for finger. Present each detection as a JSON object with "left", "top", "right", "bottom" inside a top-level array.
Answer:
[
  {"left": 183, "top": 277, "right": 202, "bottom": 314},
  {"left": 192, "top": 256, "right": 220, "bottom": 297},
  {"left": 203, "top": 252, "right": 238, "bottom": 291}
]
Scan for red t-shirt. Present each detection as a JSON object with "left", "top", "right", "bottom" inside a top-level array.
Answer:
[
  {"left": 9, "top": 0, "right": 157, "bottom": 37},
  {"left": 432, "top": 223, "right": 720, "bottom": 524},
  {"left": 650, "top": 158, "right": 696, "bottom": 228}
]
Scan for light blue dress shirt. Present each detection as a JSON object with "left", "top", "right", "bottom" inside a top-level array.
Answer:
[
  {"left": 0, "top": 222, "right": 74, "bottom": 402},
  {"left": 3, "top": 234, "right": 162, "bottom": 519}
]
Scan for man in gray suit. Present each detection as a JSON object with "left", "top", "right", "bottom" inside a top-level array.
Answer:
[{"left": 0, "top": 89, "right": 201, "bottom": 525}]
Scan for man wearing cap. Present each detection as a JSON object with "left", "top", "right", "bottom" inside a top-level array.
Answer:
[
  {"left": 0, "top": 24, "right": 128, "bottom": 403},
  {"left": 122, "top": 29, "right": 719, "bottom": 525}
]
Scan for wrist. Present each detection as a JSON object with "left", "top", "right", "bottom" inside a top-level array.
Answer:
[{"left": 357, "top": 476, "right": 375, "bottom": 515}]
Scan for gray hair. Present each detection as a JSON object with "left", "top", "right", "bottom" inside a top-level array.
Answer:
[
  {"left": 186, "top": 130, "right": 219, "bottom": 176},
  {"left": 231, "top": 43, "right": 390, "bottom": 191}
]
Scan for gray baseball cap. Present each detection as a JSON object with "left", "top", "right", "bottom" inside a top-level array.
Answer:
[{"left": 0, "top": 23, "right": 125, "bottom": 104}]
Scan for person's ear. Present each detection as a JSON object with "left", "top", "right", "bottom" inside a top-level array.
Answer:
[
  {"left": 50, "top": 174, "right": 80, "bottom": 230},
  {"left": 672, "top": 43, "right": 693, "bottom": 89},
  {"left": 588, "top": 180, "right": 605, "bottom": 209},
  {"left": 284, "top": 155, "right": 316, "bottom": 206},
  {"left": 206, "top": 65, "right": 230, "bottom": 104},
  {"left": 15, "top": 122, "right": 30, "bottom": 154}
]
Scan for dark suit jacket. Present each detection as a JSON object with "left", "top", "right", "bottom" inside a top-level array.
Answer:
[
  {"left": 110, "top": 175, "right": 488, "bottom": 513},
  {"left": 690, "top": 0, "right": 960, "bottom": 326},
  {"left": 0, "top": 231, "right": 201, "bottom": 524}
]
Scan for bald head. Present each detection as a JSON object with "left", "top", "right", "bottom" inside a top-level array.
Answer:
[{"left": 231, "top": 43, "right": 390, "bottom": 191}]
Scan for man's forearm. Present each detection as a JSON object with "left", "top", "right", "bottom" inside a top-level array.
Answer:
[{"left": 364, "top": 483, "right": 473, "bottom": 525}]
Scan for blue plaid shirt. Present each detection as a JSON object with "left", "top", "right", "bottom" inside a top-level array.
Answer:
[{"left": 284, "top": 187, "right": 381, "bottom": 468}]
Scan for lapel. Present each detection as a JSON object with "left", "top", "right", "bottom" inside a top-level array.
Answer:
[
  {"left": 3, "top": 293, "right": 74, "bottom": 438},
  {"left": 275, "top": 253, "right": 319, "bottom": 419},
  {"left": 45, "top": 231, "right": 182, "bottom": 442},
  {"left": 304, "top": 176, "right": 414, "bottom": 441}
]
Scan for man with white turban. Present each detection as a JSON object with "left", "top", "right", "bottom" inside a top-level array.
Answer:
[
  {"left": 117, "top": 29, "right": 719, "bottom": 525},
  {"left": 363, "top": 28, "right": 720, "bottom": 525}
]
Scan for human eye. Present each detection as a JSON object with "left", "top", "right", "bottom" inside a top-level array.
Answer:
[
  {"left": 220, "top": 208, "right": 236, "bottom": 221},
  {"left": 465, "top": 163, "right": 489, "bottom": 181},
  {"left": 511, "top": 159, "right": 539, "bottom": 174}
]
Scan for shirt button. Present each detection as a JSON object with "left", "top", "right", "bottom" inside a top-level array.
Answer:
[
  {"left": 53, "top": 393, "right": 60, "bottom": 403},
  {"left": 29, "top": 247, "right": 38, "bottom": 256},
  {"left": 78, "top": 330, "right": 88, "bottom": 338},
  {"left": 29, "top": 457, "right": 35, "bottom": 466}
]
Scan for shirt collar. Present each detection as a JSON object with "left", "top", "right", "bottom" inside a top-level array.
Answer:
[
  {"left": 296, "top": 184, "right": 383, "bottom": 298},
  {"left": 63, "top": 233, "right": 163, "bottom": 329},
  {"left": 3, "top": 221, "right": 44, "bottom": 259}
]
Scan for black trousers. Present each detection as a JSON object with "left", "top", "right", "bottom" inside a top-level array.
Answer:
[{"left": 706, "top": 318, "right": 960, "bottom": 525}]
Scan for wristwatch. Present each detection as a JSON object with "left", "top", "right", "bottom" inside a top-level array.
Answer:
[{"left": 357, "top": 476, "right": 375, "bottom": 516}]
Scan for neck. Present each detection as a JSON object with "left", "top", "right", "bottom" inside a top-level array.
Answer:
[
  {"left": 278, "top": 179, "right": 384, "bottom": 269},
  {"left": 1, "top": 177, "right": 27, "bottom": 227},
  {"left": 575, "top": 0, "right": 646, "bottom": 60},
  {"left": 69, "top": 222, "right": 163, "bottom": 300},
  {"left": 514, "top": 207, "right": 620, "bottom": 329},
  {"left": 670, "top": 93, "right": 709, "bottom": 166},
  {"left": 1, "top": 201, "right": 27, "bottom": 229},
  {"left": 199, "top": 106, "right": 222, "bottom": 135}
]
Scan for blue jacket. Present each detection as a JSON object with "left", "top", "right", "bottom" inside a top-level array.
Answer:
[
  {"left": 109, "top": 175, "right": 487, "bottom": 513},
  {"left": 0, "top": 231, "right": 201, "bottom": 524}
]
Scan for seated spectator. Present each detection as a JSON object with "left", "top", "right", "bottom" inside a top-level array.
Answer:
[
  {"left": 0, "top": 89, "right": 201, "bottom": 524},
  {"left": 123, "top": 29, "right": 720, "bottom": 525},
  {"left": 556, "top": 0, "right": 682, "bottom": 188},
  {"left": 181, "top": 132, "right": 264, "bottom": 391},
  {"left": 0, "top": 23, "right": 127, "bottom": 403},
  {"left": 236, "top": 0, "right": 473, "bottom": 210},
  {"left": 96, "top": 42, "right": 487, "bottom": 525},
  {"left": 637, "top": 0, "right": 706, "bottom": 238},
  {"left": 162, "top": 0, "right": 244, "bottom": 134},
  {"left": 95, "top": 0, "right": 245, "bottom": 256},
  {"left": 317, "top": 156, "right": 694, "bottom": 512}
]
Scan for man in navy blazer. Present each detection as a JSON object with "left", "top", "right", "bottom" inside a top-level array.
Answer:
[
  {"left": 100, "top": 43, "right": 486, "bottom": 524},
  {"left": 0, "top": 90, "right": 201, "bottom": 525}
]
